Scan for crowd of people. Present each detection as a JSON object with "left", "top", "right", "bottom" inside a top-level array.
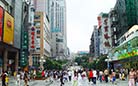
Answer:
[{"left": 0, "top": 68, "right": 138, "bottom": 86}]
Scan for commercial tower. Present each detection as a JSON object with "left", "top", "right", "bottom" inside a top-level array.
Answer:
[
  {"left": 48, "top": 0, "right": 68, "bottom": 59},
  {"left": 34, "top": 0, "right": 68, "bottom": 60},
  {"left": 31, "top": 0, "right": 51, "bottom": 68}
]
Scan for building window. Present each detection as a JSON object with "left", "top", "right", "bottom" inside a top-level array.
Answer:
[
  {"left": 34, "top": 22, "right": 40, "bottom": 27},
  {"left": 37, "top": 30, "right": 40, "bottom": 34},
  {"left": 34, "top": 15, "right": 40, "bottom": 19},
  {"left": 37, "top": 36, "right": 40, "bottom": 38},
  {"left": 36, "top": 48, "right": 40, "bottom": 50}
]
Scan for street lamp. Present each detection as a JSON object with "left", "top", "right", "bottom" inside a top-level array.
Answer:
[
  {"left": 105, "top": 56, "right": 112, "bottom": 69},
  {"left": 39, "top": 56, "right": 46, "bottom": 70}
]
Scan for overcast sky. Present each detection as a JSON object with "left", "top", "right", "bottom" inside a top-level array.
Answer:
[{"left": 66, "top": 0, "right": 116, "bottom": 53}]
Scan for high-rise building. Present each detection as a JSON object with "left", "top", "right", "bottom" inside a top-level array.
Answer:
[
  {"left": 113, "top": 0, "right": 138, "bottom": 42},
  {"left": 30, "top": 12, "right": 51, "bottom": 67},
  {"left": 89, "top": 26, "right": 100, "bottom": 58},
  {"left": 48, "top": 0, "right": 68, "bottom": 59},
  {"left": 89, "top": 32, "right": 94, "bottom": 57},
  {"left": 108, "top": 8, "right": 118, "bottom": 47}
]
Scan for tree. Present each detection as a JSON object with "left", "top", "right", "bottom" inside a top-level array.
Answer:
[{"left": 43, "top": 59, "right": 67, "bottom": 70}]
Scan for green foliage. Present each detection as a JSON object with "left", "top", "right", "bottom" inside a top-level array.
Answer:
[
  {"left": 43, "top": 59, "right": 66, "bottom": 70},
  {"left": 74, "top": 55, "right": 107, "bottom": 71},
  {"left": 95, "top": 56, "right": 107, "bottom": 71},
  {"left": 36, "top": 71, "right": 42, "bottom": 78}
]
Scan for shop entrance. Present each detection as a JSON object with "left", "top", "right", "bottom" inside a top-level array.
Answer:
[{"left": 7, "top": 51, "right": 16, "bottom": 75}]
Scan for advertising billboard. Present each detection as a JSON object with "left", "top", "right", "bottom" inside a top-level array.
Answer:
[
  {"left": 0, "top": 6, "right": 4, "bottom": 41},
  {"left": 112, "top": 37, "right": 138, "bottom": 60},
  {"left": 3, "top": 11, "right": 14, "bottom": 45}
]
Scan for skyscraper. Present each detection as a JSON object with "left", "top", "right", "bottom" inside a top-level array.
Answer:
[{"left": 48, "top": 0, "right": 67, "bottom": 59}]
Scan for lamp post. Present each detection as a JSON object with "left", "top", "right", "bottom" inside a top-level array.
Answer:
[
  {"left": 105, "top": 56, "right": 112, "bottom": 69},
  {"left": 39, "top": 56, "right": 46, "bottom": 70}
]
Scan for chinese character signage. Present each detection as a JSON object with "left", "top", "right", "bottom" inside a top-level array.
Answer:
[{"left": 30, "top": 27, "right": 35, "bottom": 50}]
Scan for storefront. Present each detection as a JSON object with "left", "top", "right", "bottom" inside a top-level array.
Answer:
[
  {"left": 113, "top": 56, "right": 138, "bottom": 70},
  {"left": 0, "top": 6, "right": 19, "bottom": 75},
  {"left": 0, "top": 43, "right": 19, "bottom": 75}
]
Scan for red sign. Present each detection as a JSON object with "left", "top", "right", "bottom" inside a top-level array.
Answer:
[
  {"left": 29, "top": 27, "right": 35, "bottom": 50},
  {"left": 97, "top": 16, "right": 102, "bottom": 28},
  {"left": 104, "top": 33, "right": 110, "bottom": 39},
  {"left": 104, "top": 26, "right": 108, "bottom": 32},
  {"left": 0, "top": 6, "right": 4, "bottom": 41},
  {"left": 104, "top": 41, "right": 110, "bottom": 47}
]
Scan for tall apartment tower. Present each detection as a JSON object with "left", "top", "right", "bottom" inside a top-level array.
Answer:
[{"left": 48, "top": 0, "right": 67, "bottom": 59}]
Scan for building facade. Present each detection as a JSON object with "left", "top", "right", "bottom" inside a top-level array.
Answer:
[
  {"left": 89, "top": 26, "right": 100, "bottom": 58},
  {"left": 113, "top": 0, "right": 138, "bottom": 42},
  {"left": 31, "top": 12, "right": 51, "bottom": 67},
  {"left": 97, "top": 13, "right": 112, "bottom": 55},
  {"left": 48, "top": 0, "right": 68, "bottom": 59},
  {"left": 0, "top": 0, "right": 23, "bottom": 74},
  {"left": 89, "top": 33, "right": 94, "bottom": 57},
  {"left": 108, "top": 8, "right": 118, "bottom": 47}
]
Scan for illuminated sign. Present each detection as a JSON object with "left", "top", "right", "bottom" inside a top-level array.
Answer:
[{"left": 3, "top": 11, "right": 14, "bottom": 45}]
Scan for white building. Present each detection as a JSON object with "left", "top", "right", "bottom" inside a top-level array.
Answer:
[{"left": 48, "top": 0, "right": 68, "bottom": 59}]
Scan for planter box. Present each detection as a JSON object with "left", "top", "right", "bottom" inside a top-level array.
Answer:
[{"left": 34, "top": 77, "right": 46, "bottom": 80}]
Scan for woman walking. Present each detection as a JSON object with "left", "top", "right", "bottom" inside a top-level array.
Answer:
[
  {"left": 73, "top": 72, "right": 78, "bottom": 86},
  {"left": 24, "top": 71, "right": 28, "bottom": 86}
]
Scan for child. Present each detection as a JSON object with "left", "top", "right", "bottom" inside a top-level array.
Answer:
[
  {"left": 112, "top": 71, "right": 116, "bottom": 84},
  {"left": 5, "top": 74, "right": 9, "bottom": 86}
]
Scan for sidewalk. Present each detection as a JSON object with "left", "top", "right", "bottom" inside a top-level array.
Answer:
[{"left": 8, "top": 76, "right": 53, "bottom": 86}]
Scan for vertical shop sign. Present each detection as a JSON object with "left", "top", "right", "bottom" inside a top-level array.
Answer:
[{"left": 0, "top": 6, "right": 4, "bottom": 41}]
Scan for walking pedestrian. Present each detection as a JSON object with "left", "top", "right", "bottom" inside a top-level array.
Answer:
[
  {"left": 99, "top": 70, "right": 103, "bottom": 82},
  {"left": 68, "top": 70, "right": 72, "bottom": 81},
  {"left": 92, "top": 69, "right": 97, "bottom": 84},
  {"left": 73, "top": 72, "right": 78, "bottom": 86},
  {"left": 88, "top": 69, "right": 93, "bottom": 83},
  {"left": 135, "top": 69, "right": 138, "bottom": 86},
  {"left": 128, "top": 68, "right": 135, "bottom": 86},
  {"left": 24, "top": 71, "right": 29, "bottom": 86},
  {"left": 78, "top": 73, "right": 82, "bottom": 86},
  {"left": 5, "top": 71, "right": 9, "bottom": 86},
  {"left": 16, "top": 72, "right": 21, "bottom": 86},
  {"left": 112, "top": 71, "right": 116, "bottom": 84},
  {"left": 104, "top": 69, "right": 109, "bottom": 83},
  {"left": 60, "top": 74, "right": 64, "bottom": 86},
  {"left": 33, "top": 69, "right": 36, "bottom": 79},
  {"left": 1, "top": 71, "right": 6, "bottom": 86}
]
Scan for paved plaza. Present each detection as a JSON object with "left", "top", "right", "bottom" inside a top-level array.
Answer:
[{"left": 6, "top": 77, "right": 128, "bottom": 86}]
